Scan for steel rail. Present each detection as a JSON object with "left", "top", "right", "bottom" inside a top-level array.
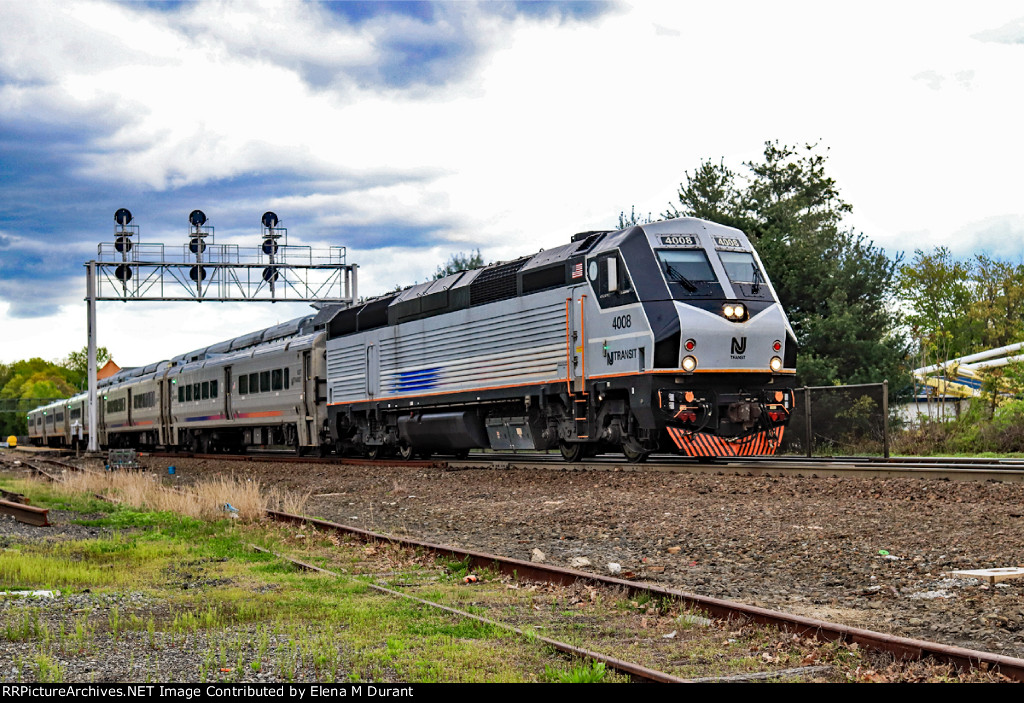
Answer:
[
  {"left": 0, "top": 498, "right": 49, "bottom": 526},
  {"left": 250, "top": 545, "right": 690, "bottom": 683},
  {"left": 267, "top": 509, "right": 1024, "bottom": 682},
  {"left": 135, "top": 448, "right": 1024, "bottom": 481}
]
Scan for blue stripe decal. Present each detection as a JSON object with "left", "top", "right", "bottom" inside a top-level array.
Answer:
[
  {"left": 184, "top": 414, "right": 226, "bottom": 422},
  {"left": 392, "top": 368, "right": 441, "bottom": 393}
]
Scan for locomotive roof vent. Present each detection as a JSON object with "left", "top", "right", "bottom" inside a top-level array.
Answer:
[{"left": 571, "top": 230, "right": 609, "bottom": 242}]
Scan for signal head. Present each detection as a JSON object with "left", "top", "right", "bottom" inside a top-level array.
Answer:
[
  {"left": 114, "top": 208, "right": 133, "bottom": 226},
  {"left": 262, "top": 211, "right": 279, "bottom": 229},
  {"left": 189, "top": 209, "right": 207, "bottom": 227}
]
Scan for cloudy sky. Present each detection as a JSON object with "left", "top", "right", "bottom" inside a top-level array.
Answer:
[{"left": 1, "top": 1, "right": 1023, "bottom": 367}]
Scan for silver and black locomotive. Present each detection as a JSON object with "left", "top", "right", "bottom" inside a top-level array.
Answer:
[{"left": 322, "top": 218, "right": 796, "bottom": 461}]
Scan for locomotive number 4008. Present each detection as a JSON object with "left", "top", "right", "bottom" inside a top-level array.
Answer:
[{"left": 612, "top": 315, "right": 632, "bottom": 329}]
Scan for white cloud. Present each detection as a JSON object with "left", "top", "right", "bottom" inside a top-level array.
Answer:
[{"left": 3, "top": 1, "right": 1024, "bottom": 363}]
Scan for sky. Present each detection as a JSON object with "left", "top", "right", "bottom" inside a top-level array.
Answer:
[{"left": 1, "top": 1, "right": 1023, "bottom": 367}]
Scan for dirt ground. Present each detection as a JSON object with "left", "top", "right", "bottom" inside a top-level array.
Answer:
[{"left": 133, "top": 453, "right": 1024, "bottom": 660}]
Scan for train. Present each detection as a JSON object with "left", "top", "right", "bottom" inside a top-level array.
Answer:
[{"left": 28, "top": 217, "right": 796, "bottom": 461}]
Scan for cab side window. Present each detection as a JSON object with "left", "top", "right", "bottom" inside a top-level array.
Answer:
[{"left": 589, "top": 251, "right": 638, "bottom": 308}]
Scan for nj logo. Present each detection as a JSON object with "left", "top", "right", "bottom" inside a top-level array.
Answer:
[{"left": 731, "top": 337, "right": 747, "bottom": 355}]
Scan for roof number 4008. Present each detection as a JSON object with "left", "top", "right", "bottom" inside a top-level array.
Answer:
[{"left": 612, "top": 314, "right": 632, "bottom": 329}]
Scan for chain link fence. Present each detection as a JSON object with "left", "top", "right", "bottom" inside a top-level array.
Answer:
[{"left": 778, "top": 381, "right": 891, "bottom": 457}]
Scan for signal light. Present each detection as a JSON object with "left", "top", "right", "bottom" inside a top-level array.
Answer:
[
  {"left": 189, "top": 237, "right": 206, "bottom": 254},
  {"left": 115, "top": 236, "right": 133, "bottom": 253},
  {"left": 773, "top": 340, "right": 782, "bottom": 352},
  {"left": 262, "top": 240, "right": 278, "bottom": 255},
  {"left": 115, "top": 264, "right": 132, "bottom": 281},
  {"left": 684, "top": 338, "right": 696, "bottom": 351},
  {"left": 190, "top": 265, "right": 207, "bottom": 281},
  {"left": 114, "top": 208, "right": 133, "bottom": 226},
  {"left": 189, "top": 209, "right": 207, "bottom": 227},
  {"left": 262, "top": 267, "right": 279, "bottom": 282},
  {"left": 262, "top": 211, "right": 279, "bottom": 229}
]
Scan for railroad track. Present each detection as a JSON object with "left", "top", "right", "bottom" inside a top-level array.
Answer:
[
  {"left": 135, "top": 449, "right": 1024, "bottom": 483},
  {"left": 265, "top": 508, "right": 1024, "bottom": 682}
]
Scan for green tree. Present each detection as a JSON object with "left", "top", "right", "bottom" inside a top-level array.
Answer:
[
  {"left": 434, "top": 250, "right": 485, "bottom": 279},
  {"left": 898, "top": 247, "right": 976, "bottom": 370},
  {"left": 969, "top": 255, "right": 1024, "bottom": 350},
  {"left": 62, "top": 345, "right": 111, "bottom": 390},
  {"left": 0, "top": 358, "right": 80, "bottom": 436},
  {"left": 663, "top": 141, "right": 908, "bottom": 390},
  {"left": 617, "top": 205, "right": 655, "bottom": 230}
]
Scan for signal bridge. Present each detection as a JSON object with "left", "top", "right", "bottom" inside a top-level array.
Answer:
[
  {"left": 85, "top": 208, "right": 359, "bottom": 452},
  {"left": 96, "top": 209, "right": 358, "bottom": 303}
]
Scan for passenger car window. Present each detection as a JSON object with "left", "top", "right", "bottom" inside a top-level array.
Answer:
[
  {"left": 272, "top": 369, "right": 282, "bottom": 391},
  {"left": 260, "top": 371, "right": 270, "bottom": 393}
]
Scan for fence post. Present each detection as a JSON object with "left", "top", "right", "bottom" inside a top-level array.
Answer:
[
  {"left": 882, "top": 379, "right": 890, "bottom": 459},
  {"left": 803, "top": 387, "right": 812, "bottom": 458}
]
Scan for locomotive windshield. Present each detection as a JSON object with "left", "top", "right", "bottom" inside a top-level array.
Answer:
[
  {"left": 718, "top": 250, "right": 763, "bottom": 283},
  {"left": 655, "top": 249, "right": 716, "bottom": 292}
]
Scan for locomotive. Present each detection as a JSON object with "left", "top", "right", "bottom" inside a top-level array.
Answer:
[
  {"left": 28, "top": 218, "right": 795, "bottom": 461},
  {"left": 321, "top": 218, "right": 796, "bottom": 461}
]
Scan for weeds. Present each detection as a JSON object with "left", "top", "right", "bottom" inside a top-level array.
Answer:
[{"left": 544, "top": 660, "right": 607, "bottom": 683}]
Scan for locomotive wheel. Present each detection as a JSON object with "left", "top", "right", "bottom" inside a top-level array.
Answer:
[
  {"left": 559, "top": 441, "right": 584, "bottom": 462},
  {"left": 366, "top": 445, "right": 381, "bottom": 460},
  {"left": 398, "top": 443, "right": 415, "bottom": 461},
  {"left": 622, "top": 444, "right": 649, "bottom": 464}
]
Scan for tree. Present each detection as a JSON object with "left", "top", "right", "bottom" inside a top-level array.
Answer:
[
  {"left": 898, "top": 248, "right": 976, "bottom": 369},
  {"left": 617, "top": 205, "right": 655, "bottom": 230},
  {"left": 663, "top": 141, "right": 908, "bottom": 390},
  {"left": 435, "top": 250, "right": 485, "bottom": 279},
  {"left": 969, "top": 255, "right": 1024, "bottom": 351},
  {"left": 0, "top": 357, "right": 80, "bottom": 436},
  {"left": 62, "top": 345, "right": 111, "bottom": 390}
]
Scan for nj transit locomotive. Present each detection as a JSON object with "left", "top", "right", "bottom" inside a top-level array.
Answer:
[
  {"left": 321, "top": 218, "right": 796, "bottom": 462},
  {"left": 28, "top": 218, "right": 795, "bottom": 461}
]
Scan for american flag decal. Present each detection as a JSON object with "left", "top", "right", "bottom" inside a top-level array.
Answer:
[{"left": 572, "top": 262, "right": 584, "bottom": 278}]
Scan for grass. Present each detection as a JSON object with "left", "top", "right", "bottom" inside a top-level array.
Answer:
[{"left": 0, "top": 473, "right": 595, "bottom": 683}]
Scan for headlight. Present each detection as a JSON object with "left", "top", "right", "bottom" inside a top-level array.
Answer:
[
  {"left": 723, "top": 303, "right": 746, "bottom": 320},
  {"left": 681, "top": 355, "right": 697, "bottom": 372},
  {"left": 770, "top": 356, "right": 783, "bottom": 372}
]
